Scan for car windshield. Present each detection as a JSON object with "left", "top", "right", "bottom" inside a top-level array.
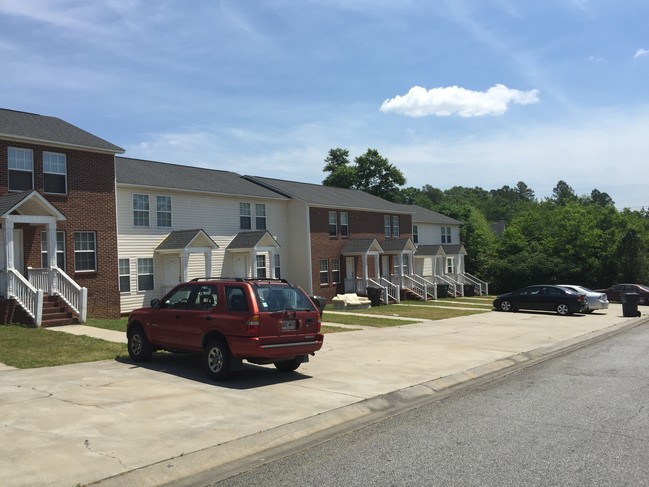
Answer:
[{"left": 253, "top": 284, "right": 316, "bottom": 312}]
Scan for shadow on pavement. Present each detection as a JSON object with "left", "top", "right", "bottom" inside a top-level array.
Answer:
[{"left": 116, "top": 353, "right": 313, "bottom": 390}]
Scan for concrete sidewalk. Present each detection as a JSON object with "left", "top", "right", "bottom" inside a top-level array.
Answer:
[{"left": 0, "top": 304, "right": 646, "bottom": 487}]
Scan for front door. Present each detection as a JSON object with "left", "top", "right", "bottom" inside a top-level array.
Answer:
[
  {"left": 234, "top": 255, "right": 247, "bottom": 277},
  {"left": 381, "top": 256, "right": 389, "bottom": 277},
  {"left": 163, "top": 255, "right": 181, "bottom": 291}
]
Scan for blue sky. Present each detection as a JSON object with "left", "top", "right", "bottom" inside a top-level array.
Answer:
[{"left": 1, "top": 0, "right": 648, "bottom": 209}]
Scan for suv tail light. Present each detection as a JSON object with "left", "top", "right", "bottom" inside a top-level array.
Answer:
[{"left": 246, "top": 314, "right": 260, "bottom": 335}]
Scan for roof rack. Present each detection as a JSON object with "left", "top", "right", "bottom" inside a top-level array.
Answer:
[{"left": 189, "top": 277, "right": 289, "bottom": 283}]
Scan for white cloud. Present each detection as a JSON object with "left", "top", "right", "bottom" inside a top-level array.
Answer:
[
  {"left": 634, "top": 48, "right": 649, "bottom": 59},
  {"left": 380, "top": 84, "right": 540, "bottom": 117}
]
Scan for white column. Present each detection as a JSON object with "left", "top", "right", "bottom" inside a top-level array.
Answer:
[
  {"left": 205, "top": 249, "right": 213, "bottom": 278},
  {"left": 47, "top": 220, "right": 57, "bottom": 270},
  {"left": 250, "top": 250, "right": 256, "bottom": 278},
  {"left": 181, "top": 250, "right": 190, "bottom": 282},
  {"left": 268, "top": 249, "right": 275, "bottom": 278},
  {"left": 374, "top": 254, "right": 380, "bottom": 280},
  {"left": 4, "top": 220, "right": 14, "bottom": 270}
]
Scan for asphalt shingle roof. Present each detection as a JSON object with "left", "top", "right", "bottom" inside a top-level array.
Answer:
[
  {"left": 226, "top": 230, "right": 279, "bottom": 249},
  {"left": 0, "top": 108, "right": 123, "bottom": 153},
  {"left": 396, "top": 204, "right": 462, "bottom": 225},
  {"left": 0, "top": 191, "right": 31, "bottom": 216},
  {"left": 244, "top": 176, "right": 413, "bottom": 213},
  {"left": 116, "top": 157, "right": 289, "bottom": 200},
  {"left": 155, "top": 229, "right": 218, "bottom": 251}
]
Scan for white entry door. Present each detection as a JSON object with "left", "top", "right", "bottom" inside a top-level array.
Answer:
[
  {"left": 234, "top": 255, "right": 247, "bottom": 277},
  {"left": 0, "top": 229, "right": 24, "bottom": 272},
  {"left": 163, "top": 255, "right": 181, "bottom": 289}
]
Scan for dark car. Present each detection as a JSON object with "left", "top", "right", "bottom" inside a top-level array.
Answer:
[
  {"left": 493, "top": 285, "right": 587, "bottom": 316},
  {"left": 595, "top": 284, "right": 649, "bottom": 305},
  {"left": 126, "top": 278, "right": 324, "bottom": 380}
]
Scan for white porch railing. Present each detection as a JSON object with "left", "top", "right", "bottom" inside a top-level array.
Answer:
[
  {"left": 378, "top": 277, "right": 400, "bottom": 303},
  {"left": 460, "top": 273, "right": 489, "bottom": 295},
  {"left": 413, "top": 274, "right": 437, "bottom": 300},
  {"left": 434, "top": 274, "right": 459, "bottom": 297},
  {"left": 402, "top": 274, "right": 427, "bottom": 301},
  {"left": 3, "top": 269, "right": 44, "bottom": 326},
  {"left": 28, "top": 268, "right": 88, "bottom": 323}
]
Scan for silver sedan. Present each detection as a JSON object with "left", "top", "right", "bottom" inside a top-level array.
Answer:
[{"left": 559, "top": 285, "right": 609, "bottom": 313}]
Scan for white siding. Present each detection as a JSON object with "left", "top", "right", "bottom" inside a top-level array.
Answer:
[{"left": 415, "top": 222, "right": 461, "bottom": 245}]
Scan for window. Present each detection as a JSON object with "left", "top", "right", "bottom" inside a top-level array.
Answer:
[
  {"left": 256, "top": 254, "right": 267, "bottom": 278},
  {"left": 340, "top": 212, "right": 349, "bottom": 237},
  {"left": 8, "top": 147, "right": 34, "bottom": 191},
  {"left": 393, "top": 215, "right": 400, "bottom": 238},
  {"left": 156, "top": 196, "right": 171, "bottom": 227},
  {"left": 194, "top": 285, "right": 218, "bottom": 309},
  {"left": 274, "top": 254, "right": 281, "bottom": 279},
  {"left": 119, "top": 259, "right": 131, "bottom": 293},
  {"left": 43, "top": 152, "right": 67, "bottom": 194},
  {"left": 255, "top": 204, "right": 266, "bottom": 230},
  {"left": 328, "top": 211, "right": 337, "bottom": 237},
  {"left": 137, "top": 258, "right": 154, "bottom": 291},
  {"left": 402, "top": 254, "right": 409, "bottom": 275},
  {"left": 441, "top": 226, "right": 451, "bottom": 244},
  {"left": 240, "top": 203, "right": 251, "bottom": 230},
  {"left": 384, "top": 215, "right": 391, "bottom": 237},
  {"left": 226, "top": 286, "right": 249, "bottom": 311},
  {"left": 446, "top": 257, "right": 455, "bottom": 274},
  {"left": 319, "top": 259, "right": 329, "bottom": 285},
  {"left": 331, "top": 258, "right": 341, "bottom": 284},
  {"left": 133, "top": 194, "right": 149, "bottom": 227},
  {"left": 413, "top": 225, "right": 418, "bottom": 245},
  {"left": 162, "top": 284, "right": 193, "bottom": 309},
  {"left": 40, "top": 231, "right": 66, "bottom": 269},
  {"left": 74, "top": 232, "right": 96, "bottom": 272}
]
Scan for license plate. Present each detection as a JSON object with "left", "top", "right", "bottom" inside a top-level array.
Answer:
[{"left": 281, "top": 319, "right": 297, "bottom": 330}]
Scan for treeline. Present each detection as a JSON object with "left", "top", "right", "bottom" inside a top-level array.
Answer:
[{"left": 322, "top": 148, "right": 649, "bottom": 293}]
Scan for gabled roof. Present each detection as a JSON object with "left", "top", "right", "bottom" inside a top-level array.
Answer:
[
  {"left": 415, "top": 244, "right": 446, "bottom": 257},
  {"left": 244, "top": 176, "right": 412, "bottom": 213},
  {"left": 116, "top": 157, "right": 289, "bottom": 200},
  {"left": 0, "top": 108, "right": 123, "bottom": 154},
  {"left": 381, "top": 238, "right": 417, "bottom": 253},
  {"left": 155, "top": 229, "right": 218, "bottom": 252},
  {"left": 0, "top": 191, "right": 66, "bottom": 220},
  {"left": 442, "top": 244, "right": 466, "bottom": 255},
  {"left": 226, "top": 230, "right": 280, "bottom": 250},
  {"left": 396, "top": 204, "right": 461, "bottom": 225},
  {"left": 341, "top": 238, "right": 384, "bottom": 254}
]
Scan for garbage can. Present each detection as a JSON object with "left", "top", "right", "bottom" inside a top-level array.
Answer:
[
  {"left": 310, "top": 295, "right": 326, "bottom": 317},
  {"left": 622, "top": 292, "right": 641, "bottom": 317},
  {"left": 366, "top": 287, "right": 382, "bottom": 307},
  {"left": 463, "top": 284, "right": 475, "bottom": 297},
  {"left": 436, "top": 284, "right": 449, "bottom": 298}
]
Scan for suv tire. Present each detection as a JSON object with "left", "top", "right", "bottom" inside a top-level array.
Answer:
[
  {"left": 204, "top": 338, "right": 231, "bottom": 381},
  {"left": 274, "top": 357, "right": 301, "bottom": 372},
  {"left": 128, "top": 326, "right": 153, "bottom": 362}
]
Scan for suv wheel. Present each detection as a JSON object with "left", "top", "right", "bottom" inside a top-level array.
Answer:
[
  {"left": 128, "top": 326, "right": 153, "bottom": 362},
  {"left": 274, "top": 357, "right": 301, "bottom": 372},
  {"left": 204, "top": 339, "right": 231, "bottom": 381}
]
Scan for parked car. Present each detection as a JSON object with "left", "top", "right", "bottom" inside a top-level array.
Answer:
[
  {"left": 126, "top": 278, "right": 324, "bottom": 380},
  {"left": 493, "top": 285, "right": 588, "bottom": 316},
  {"left": 595, "top": 284, "right": 649, "bottom": 305},
  {"left": 558, "top": 285, "right": 609, "bottom": 313}
]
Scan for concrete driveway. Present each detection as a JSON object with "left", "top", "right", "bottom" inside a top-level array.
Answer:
[{"left": 0, "top": 304, "right": 646, "bottom": 486}]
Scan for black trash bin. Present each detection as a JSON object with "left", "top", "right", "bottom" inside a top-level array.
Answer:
[
  {"left": 622, "top": 292, "right": 641, "bottom": 317},
  {"left": 463, "top": 284, "right": 475, "bottom": 297},
  {"left": 436, "top": 284, "right": 449, "bottom": 298},
  {"left": 366, "top": 287, "right": 382, "bottom": 307},
  {"left": 310, "top": 295, "right": 326, "bottom": 317}
]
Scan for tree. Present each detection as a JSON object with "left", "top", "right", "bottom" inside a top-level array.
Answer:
[
  {"left": 322, "top": 148, "right": 356, "bottom": 188},
  {"left": 354, "top": 149, "right": 406, "bottom": 201},
  {"left": 515, "top": 181, "right": 535, "bottom": 202},
  {"left": 551, "top": 180, "right": 576, "bottom": 205},
  {"left": 589, "top": 189, "right": 615, "bottom": 208}
]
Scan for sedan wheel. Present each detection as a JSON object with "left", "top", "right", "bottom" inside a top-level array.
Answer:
[
  {"left": 204, "top": 339, "right": 231, "bottom": 381},
  {"left": 556, "top": 303, "right": 571, "bottom": 316},
  {"left": 500, "top": 300, "right": 513, "bottom": 312}
]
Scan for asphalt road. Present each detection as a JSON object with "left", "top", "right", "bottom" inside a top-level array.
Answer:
[{"left": 212, "top": 321, "right": 649, "bottom": 487}]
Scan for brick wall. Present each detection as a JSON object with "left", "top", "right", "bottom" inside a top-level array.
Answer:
[
  {"left": 1, "top": 140, "right": 121, "bottom": 318},
  {"left": 308, "top": 207, "right": 413, "bottom": 302}
]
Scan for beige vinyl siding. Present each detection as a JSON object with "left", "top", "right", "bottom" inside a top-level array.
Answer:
[
  {"left": 283, "top": 200, "right": 312, "bottom": 294},
  {"left": 415, "top": 222, "right": 461, "bottom": 245}
]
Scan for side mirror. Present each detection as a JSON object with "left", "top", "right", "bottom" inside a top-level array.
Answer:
[{"left": 150, "top": 298, "right": 161, "bottom": 308}]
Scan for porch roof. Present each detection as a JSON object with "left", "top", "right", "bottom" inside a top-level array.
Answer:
[
  {"left": 341, "top": 238, "right": 384, "bottom": 255},
  {"left": 442, "top": 244, "right": 467, "bottom": 255},
  {"left": 226, "top": 230, "right": 280, "bottom": 250},
  {"left": 380, "top": 238, "right": 416, "bottom": 253},
  {"left": 414, "top": 244, "right": 446, "bottom": 257},
  {"left": 155, "top": 229, "right": 218, "bottom": 252},
  {"left": 0, "top": 191, "right": 66, "bottom": 220}
]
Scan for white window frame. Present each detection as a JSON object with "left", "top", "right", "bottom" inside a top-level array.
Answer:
[
  {"left": 340, "top": 212, "right": 349, "bottom": 237},
  {"left": 240, "top": 202, "right": 251, "bottom": 230},
  {"left": 119, "top": 258, "right": 131, "bottom": 293},
  {"left": 137, "top": 258, "right": 154, "bottom": 291},
  {"left": 133, "top": 194, "right": 150, "bottom": 227},
  {"left": 331, "top": 258, "right": 341, "bottom": 284},
  {"left": 255, "top": 204, "right": 267, "bottom": 230},
  {"left": 328, "top": 211, "right": 337, "bottom": 237},
  {"left": 442, "top": 226, "right": 451, "bottom": 244},
  {"left": 74, "top": 232, "right": 97, "bottom": 272},
  {"left": 256, "top": 254, "right": 267, "bottom": 278},
  {"left": 43, "top": 151, "right": 67, "bottom": 194},
  {"left": 413, "top": 225, "right": 418, "bottom": 245},
  {"left": 446, "top": 256, "right": 455, "bottom": 274},
  {"left": 384, "top": 215, "right": 391, "bottom": 237},
  {"left": 8, "top": 147, "right": 34, "bottom": 191},
  {"left": 274, "top": 254, "right": 281, "bottom": 279},
  {"left": 156, "top": 195, "right": 172, "bottom": 227},
  {"left": 40, "top": 231, "right": 66, "bottom": 269},
  {"left": 393, "top": 215, "right": 400, "bottom": 238},
  {"left": 319, "top": 259, "right": 329, "bottom": 285}
]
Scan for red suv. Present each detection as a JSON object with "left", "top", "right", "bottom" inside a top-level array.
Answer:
[{"left": 126, "top": 278, "right": 324, "bottom": 380}]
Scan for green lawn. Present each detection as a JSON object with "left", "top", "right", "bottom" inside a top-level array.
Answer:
[{"left": 332, "top": 304, "right": 491, "bottom": 320}]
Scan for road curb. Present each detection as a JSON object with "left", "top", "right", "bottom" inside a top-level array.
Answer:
[{"left": 91, "top": 315, "right": 649, "bottom": 487}]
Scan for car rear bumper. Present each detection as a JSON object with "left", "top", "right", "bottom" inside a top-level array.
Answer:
[{"left": 229, "top": 334, "right": 324, "bottom": 359}]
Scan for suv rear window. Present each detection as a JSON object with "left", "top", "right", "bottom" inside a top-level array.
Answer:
[{"left": 253, "top": 283, "right": 316, "bottom": 312}]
